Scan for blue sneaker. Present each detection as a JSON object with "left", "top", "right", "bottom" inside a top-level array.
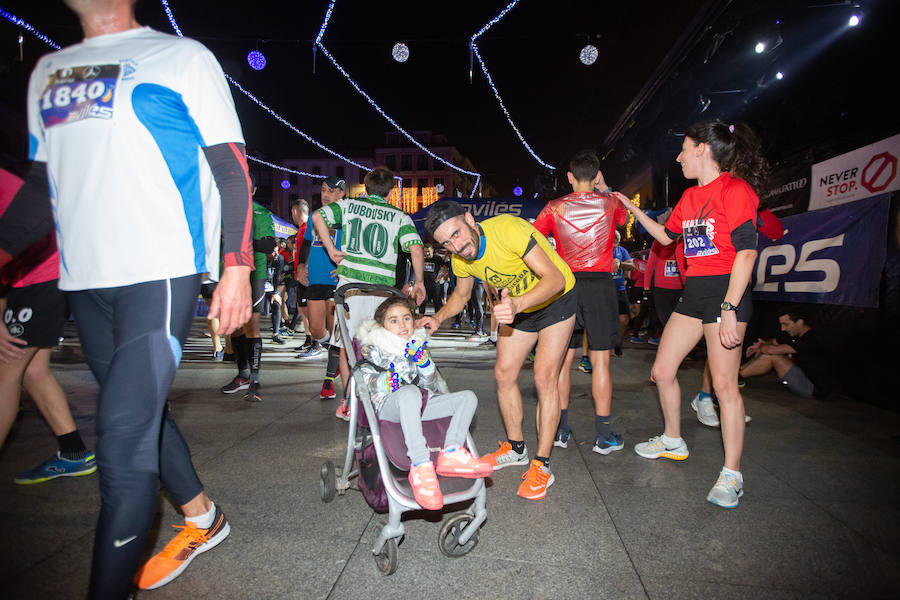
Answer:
[
  {"left": 592, "top": 433, "right": 624, "bottom": 455},
  {"left": 553, "top": 427, "right": 572, "bottom": 449},
  {"left": 14, "top": 451, "right": 97, "bottom": 485},
  {"left": 578, "top": 356, "right": 593, "bottom": 374},
  {"left": 630, "top": 335, "right": 645, "bottom": 343},
  {"left": 648, "top": 337, "right": 660, "bottom": 345}
]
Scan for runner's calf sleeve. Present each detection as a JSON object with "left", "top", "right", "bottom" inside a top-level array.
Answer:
[
  {"left": 232, "top": 332, "right": 249, "bottom": 376},
  {"left": 326, "top": 343, "right": 341, "bottom": 379},
  {"left": 248, "top": 337, "right": 262, "bottom": 382}
]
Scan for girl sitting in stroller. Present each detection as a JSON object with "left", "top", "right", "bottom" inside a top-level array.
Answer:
[{"left": 356, "top": 296, "right": 492, "bottom": 510}]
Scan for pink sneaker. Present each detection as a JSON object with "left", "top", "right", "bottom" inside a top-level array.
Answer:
[
  {"left": 408, "top": 461, "right": 443, "bottom": 510},
  {"left": 436, "top": 447, "right": 493, "bottom": 478},
  {"left": 335, "top": 398, "right": 350, "bottom": 421}
]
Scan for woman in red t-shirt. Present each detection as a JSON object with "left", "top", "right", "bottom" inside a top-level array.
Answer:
[{"left": 616, "top": 120, "right": 769, "bottom": 509}]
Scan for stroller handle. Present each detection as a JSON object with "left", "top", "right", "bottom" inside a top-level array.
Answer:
[{"left": 334, "top": 283, "right": 408, "bottom": 307}]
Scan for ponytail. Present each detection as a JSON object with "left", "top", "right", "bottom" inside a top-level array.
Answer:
[{"left": 685, "top": 120, "right": 770, "bottom": 194}]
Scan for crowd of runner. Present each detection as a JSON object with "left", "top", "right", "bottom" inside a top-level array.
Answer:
[{"left": 0, "top": 1, "right": 836, "bottom": 597}]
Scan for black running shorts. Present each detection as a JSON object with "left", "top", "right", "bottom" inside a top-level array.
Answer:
[
  {"left": 510, "top": 289, "right": 576, "bottom": 333},
  {"left": 4, "top": 279, "right": 65, "bottom": 348},
  {"left": 306, "top": 284, "right": 335, "bottom": 302},
  {"left": 568, "top": 273, "right": 621, "bottom": 351},
  {"left": 251, "top": 277, "right": 266, "bottom": 313},
  {"left": 675, "top": 274, "right": 752, "bottom": 324}
]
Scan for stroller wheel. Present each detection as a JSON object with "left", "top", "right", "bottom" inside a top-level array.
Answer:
[
  {"left": 438, "top": 513, "right": 479, "bottom": 557},
  {"left": 373, "top": 525, "right": 399, "bottom": 575},
  {"left": 320, "top": 461, "right": 336, "bottom": 503}
]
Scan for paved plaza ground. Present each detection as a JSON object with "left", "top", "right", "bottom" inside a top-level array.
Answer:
[{"left": 2, "top": 318, "right": 899, "bottom": 599}]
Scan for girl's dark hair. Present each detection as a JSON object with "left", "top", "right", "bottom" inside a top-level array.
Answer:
[
  {"left": 374, "top": 296, "right": 416, "bottom": 326},
  {"left": 685, "top": 120, "right": 770, "bottom": 194}
]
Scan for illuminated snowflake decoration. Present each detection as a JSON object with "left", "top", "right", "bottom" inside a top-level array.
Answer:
[
  {"left": 579, "top": 45, "right": 598, "bottom": 66},
  {"left": 247, "top": 50, "right": 266, "bottom": 70},
  {"left": 391, "top": 42, "right": 410, "bottom": 63}
]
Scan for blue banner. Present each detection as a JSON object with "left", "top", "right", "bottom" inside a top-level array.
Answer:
[
  {"left": 271, "top": 214, "right": 298, "bottom": 239},
  {"left": 751, "top": 194, "right": 889, "bottom": 307},
  {"left": 410, "top": 196, "right": 546, "bottom": 237}
]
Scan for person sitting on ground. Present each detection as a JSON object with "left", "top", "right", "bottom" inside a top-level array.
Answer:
[
  {"left": 739, "top": 305, "right": 833, "bottom": 399},
  {"left": 356, "top": 296, "right": 492, "bottom": 510}
]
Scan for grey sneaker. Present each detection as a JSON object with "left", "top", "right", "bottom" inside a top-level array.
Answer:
[
  {"left": 634, "top": 435, "right": 689, "bottom": 460},
  {"left": 592, "top": 433, "right": 624, "bottom": 455},
  {"left": 691, "top": 394, "right": 720, "bottom": 426},
  {"left": 483, "top": 441, "right": 529, "bottom": 471},
  {"left": 295, "top": 341, "right": 324, "bottom": 359},
  {"left": 553, "top": 427, "right": 572, "bottom": 449},
  {"left": 707, "top": 469, "right": 743, "bottom": 508},
  {"left": 691, "top": 394, "right": 753, "bottom": 426}
]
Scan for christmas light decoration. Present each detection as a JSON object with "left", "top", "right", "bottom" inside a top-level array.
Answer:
[
  {"left": 247, "top": 50, "right": 266, "bottom": 70},
  {"left": 470, "top": 1, "right": 555, "bottom": 170},
  {"left": 314, "top": 0, "right": 482, "bottom": 196},
  {"left": 579, "top": 45, "right": 598, "bottom": 65},
  {"left": 0, "top": 7, "right": 60, "bottom": 49},
  {"left": 391, "top": 42, "right": 410, "bottom": 63}
]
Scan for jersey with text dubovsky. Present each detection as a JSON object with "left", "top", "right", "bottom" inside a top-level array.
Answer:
[
  {"left": 533, "top": 191, "right": 627, "bottom": 272},
  {"left": 317, "top": 195, "right": 422, "bottom": 286},
  {"left": 451, "top": 214, "right": 575, "bottom": 313},
  {"left": 27, "top": 27, "right": 244, "bottom": 290}
]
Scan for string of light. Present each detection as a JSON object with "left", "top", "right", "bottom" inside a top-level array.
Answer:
[
  {"left": 0, "top": 6, "right": 60, "bottom": 49},
  {"left": 247, "top": 155, "right": 325, "bottom": 180},
  {"left": 315, "top": 0, "right": 482, "bottom": 197},
  {"left": 470, "top": 1, "right": 555, "bottom": 170},
  {"left": 159, "top": 0, "right": 378, "bottom": 178}
]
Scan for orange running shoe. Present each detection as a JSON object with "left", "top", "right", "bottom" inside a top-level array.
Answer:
[
  {"left": 134, "top": 505, "right": 230, "bottom": 590},
  {"left": 435, "top": 447, "right": 493, "bottom": 478},
  {"left": 408, "top": 461, "right": 443, "bottom": 510},
  {"left": 517, "top": 459, "right": 555, "bottom": 500},
  {"left": 482, "top": 440, "right": 529, "bottom": 471}
]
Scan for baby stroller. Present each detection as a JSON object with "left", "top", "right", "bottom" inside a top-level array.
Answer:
[{"left": 318, "top": 283, "right": 488, "bottom": 575}]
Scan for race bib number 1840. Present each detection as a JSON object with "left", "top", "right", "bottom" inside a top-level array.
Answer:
[{"left": 40, "top": 64, "right": 120, "bottom": 128}]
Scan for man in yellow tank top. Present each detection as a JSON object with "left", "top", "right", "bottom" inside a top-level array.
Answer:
[{"left": 419, "top": 201, "right": 575, "bottom": 500}]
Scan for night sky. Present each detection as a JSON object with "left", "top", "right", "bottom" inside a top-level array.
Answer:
[{"left": 1, "top": 0, "right": 707, "bottom": 194}]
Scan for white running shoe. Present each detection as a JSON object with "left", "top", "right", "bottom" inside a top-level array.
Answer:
[
  {"left": 707, "top": 469, "right": 743, "bottom": 508},
  {"left": 634, "top": 435, "right": 689, "bottom": 460},
  {"left": 691, "top": 394, "right": 720, "bottom": 426}
]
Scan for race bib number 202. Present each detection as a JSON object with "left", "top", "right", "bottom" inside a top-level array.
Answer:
[{"left": 40, "top": 64, "right": 120, "bottom": 128}]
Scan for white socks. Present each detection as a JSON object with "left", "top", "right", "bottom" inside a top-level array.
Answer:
[
  {"left": 661, "top": 434, "right": 683, "bottom": 448},
  {"left": 186, "top": 501, "right": 216, "bottom": 529}
]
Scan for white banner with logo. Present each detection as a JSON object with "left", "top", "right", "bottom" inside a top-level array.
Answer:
[{"left": 809, "top": 133, "right": 900, "bottom": 210}]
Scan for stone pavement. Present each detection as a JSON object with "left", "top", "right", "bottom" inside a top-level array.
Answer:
[{"left": 1, "top": 319, "right": 899, "bottom": 599}]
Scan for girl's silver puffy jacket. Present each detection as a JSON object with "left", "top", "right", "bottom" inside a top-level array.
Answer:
[{"left": 355, "top": 319, "right": 449, "bottom": 413}]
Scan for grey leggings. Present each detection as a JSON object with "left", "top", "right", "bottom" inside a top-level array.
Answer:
[{"left": 378, "top": 386, "right": 477, "bottom": 465}]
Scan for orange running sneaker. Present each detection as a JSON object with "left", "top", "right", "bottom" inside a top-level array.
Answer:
[
  {"left": 482, "top": 440, "right": 529, "bottom": 471},
  {"left": 436, "top": 446, "right": 493, "bottom": 478},
  {"left": 134, "top": 505, "right": 230, "bottom": 590},
  {"left": 517, "top": 459, "right": 555, "bottom": 500},
  {"left": 408, "top": 461, "right": 443, "bottom": 510}
]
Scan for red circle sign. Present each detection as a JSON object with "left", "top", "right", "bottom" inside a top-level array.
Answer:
[{"left": 861, "top": 151, "right": 897, "bottom": 193}]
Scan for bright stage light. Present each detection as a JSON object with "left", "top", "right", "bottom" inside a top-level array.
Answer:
[
  {"left": 755, "top": 42, "right": 765, "bottom": 54},
  {"left": 281, "top": 180, "right": 290, "bottom": 189},
  {"left": 513, "top": 186, "right": 523, "bottom": 197},
  {"left": 247, "top": 50, "right": 266, "bottom": 70},
  {"left": 775, "top": 71, "right": 784, "bottom": 80},
  {"left": 848, "top": 14, "right": 860, "bottom": 27}
]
